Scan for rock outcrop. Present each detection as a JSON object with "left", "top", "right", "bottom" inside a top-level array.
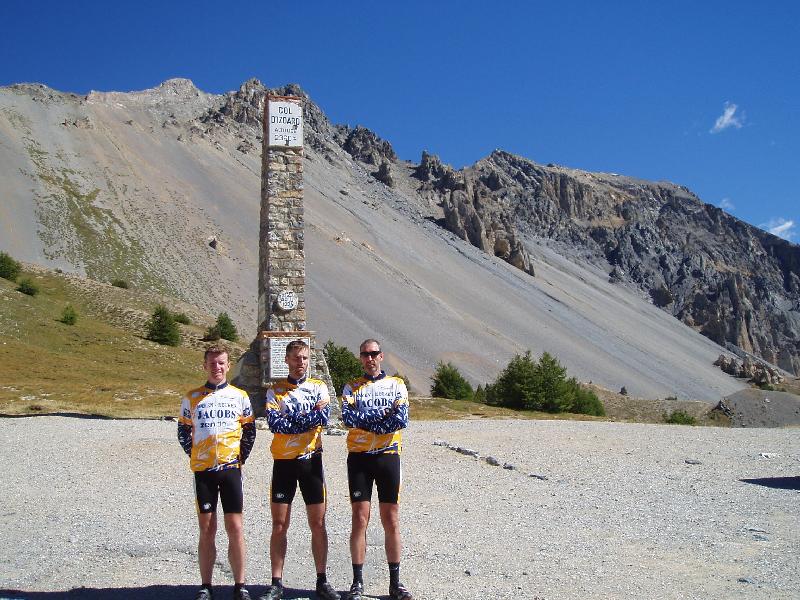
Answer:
[
  {"left": 409, "top": 149, "right": 800, "bottom": 375},
  {"left": 714, "top": 354, "right": 785, "bottom": 385}
]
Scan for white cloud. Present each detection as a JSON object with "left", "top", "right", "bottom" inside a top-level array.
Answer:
[
  {"left": 760, "top": 217, "right": 796, "bottom": 241},
  {"left": 719, "top": 198, "right": 735, "bottom": 211},
  {"left": 710, "top": 102, "right": 744, "bottom": 134}
]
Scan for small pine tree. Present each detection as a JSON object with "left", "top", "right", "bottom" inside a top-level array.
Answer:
[
  {"left": 473, "top": 384, "right": 486, "bottom": 404},
  {"left": 0, "top": 251, "right": 22, "bottom": 281},
  {"left": 16, "top": 278, "right": 39, "bottom": 296},
  {"left": 206, "top": 312, "right": 238, "bottom": 341},
  {"left": 146, "top": 305, "right": 181, "bottom": 346},
  {"left": 111, "top": 279, "right": 129, "bottom": 289},
  {"left": 430, "top": 361, "right": 473, "bottom": 401},
  {"left": 323, "top": 340, "right": 362, "bottom": 396},
  {"left": 491, "top": 351, "right": 539, "bottom": 410},
  {"left": 535, "top": 352, "right": 573, "bottom": 413},
  {"left": 173, "top": 312, "right": 192, "bottom": 325},
  {"left": 60, "top": 304, "right": 78, "bottom": 325}
]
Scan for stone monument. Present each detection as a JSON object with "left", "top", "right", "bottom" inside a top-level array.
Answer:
[{"left": 234, "top": 94, "right": 334, "bottom": 414}]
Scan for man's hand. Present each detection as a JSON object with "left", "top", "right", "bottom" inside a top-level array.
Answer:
[{"left": 315, "top": 396, "right": 330, "bottom": 411}]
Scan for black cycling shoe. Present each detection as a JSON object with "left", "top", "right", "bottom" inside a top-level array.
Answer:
[
  {"left": 344, "top": 581, "right": 364, "bottom": 600},
  {"left": 233, "top": 587, "right": 252, "bottom": 600},
  {"left": 259, "top": 584, "right": 284, "bottom": 600},
  {"left": 315, "top": 580, "right": 341, "bottom": 600},
  {"left": 389, "top": 583, "right": 414, "bottom": 600},
  {"left": 195, "top": 588, "right": 213, "bottom": 600}
]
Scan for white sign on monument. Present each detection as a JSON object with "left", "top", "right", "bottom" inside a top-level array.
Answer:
[
  {"left": 269, "top": 336, "right": 311, "bottom": 378},
  {"left": 268, "top": 97, "right": 303, "bottom": 147}
]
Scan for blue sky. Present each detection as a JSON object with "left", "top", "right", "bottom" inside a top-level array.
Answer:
[{"left": 2, "top": 0, "right": 798, "bottom": 241}]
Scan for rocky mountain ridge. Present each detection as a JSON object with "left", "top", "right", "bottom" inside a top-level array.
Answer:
[
  {"left": 413, "top": 150, "right": 800, "bottom": 375},
  {"left": 0, "top": 77, "right": 783, "bottom": 398}
]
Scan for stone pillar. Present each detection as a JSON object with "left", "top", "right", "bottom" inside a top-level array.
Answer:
[{"left": 233, "top": 94, "right": 335, "bottom": 415}]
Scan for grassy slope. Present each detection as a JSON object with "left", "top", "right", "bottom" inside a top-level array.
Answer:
[
  {"left": 0, "top": 264, "right": 733, "bottom": 424},
  {"left": 0, "top": 266, "right": 243, "bottom": 418}
]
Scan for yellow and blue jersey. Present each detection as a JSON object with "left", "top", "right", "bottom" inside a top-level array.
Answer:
[
  {"left": 178, "top": 381, "right": 255, "bottom": 472},
  {"left": 341, "top": 372, "right": 408, "bottom": 454},
  {"left": 266, "top": 376, "right": 331, "bottom": 460}
]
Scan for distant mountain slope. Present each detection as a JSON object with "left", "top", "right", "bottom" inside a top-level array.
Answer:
[
  {"left": 0, "top": 78, "right": 760, "bottom": 400},
  {"left": 411, "top": 150, "right": 800, "bottom": 376}
]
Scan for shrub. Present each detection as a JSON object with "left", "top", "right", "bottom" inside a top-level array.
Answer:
[
  {"left": 664, "top": 410, "right": 696, "bottom": 425},
  {"left": 111, "top": 279, "right": 129, "bottom": 289},
  {"left": 323, "top": 340, "right": 362, "bottom": 396},
  {"left": 16, "top": 278, "right": 39, "bottom": 296},
  {"left": 473, "top": 384, "right": 486, "bottom": 404},
  {"left": 173, "top": 312, "right": 192, "bottom": 325},
  {"left": 205, "top": 312, "right": 238, "bottom": 341},
  {"left": 486, "top": 350, "right": 604, "bottom": 415},
  {"left": 0, "top": 251, "right": 22, "bottom": 281},
  {"left": 568, "top": 380, "right": 606, "bottom": 416},
  {"left": 60, "top": 304, "right": 78, "bottom": 325},
  {"left": 146, "top": 305, "right": 181, "bottom": 346},
  {"left": 488, "top": 351, "right": 540, "bottom": 410},
  {"left": 534, "top": 352, "right": 574, "bottom": 412},
  {"left": 392, "top": 372, "right": 411, "bottom": 389},
  {"left": 430, "top": 361, "right": 473, "bottom": 401}
]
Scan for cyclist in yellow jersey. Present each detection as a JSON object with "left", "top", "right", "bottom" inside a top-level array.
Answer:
[
  {"left": 178, "top": 345, "right": 256, "bottom": 600},
  {"left": 341, "top": 339, "right": 412, "bottom": 600},
  {"left": 259, "top": 340, "right": 340, "bottom": 600}
]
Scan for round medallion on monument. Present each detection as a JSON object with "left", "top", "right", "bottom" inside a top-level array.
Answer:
[{"left": 275, "top": 289, "right": 298, "bottom": 312}]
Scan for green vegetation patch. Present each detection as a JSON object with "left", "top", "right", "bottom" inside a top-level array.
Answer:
[
  {"left": 0, "top": 270, "right": 207, "bottom": 418},
  {"left": 0, "top": 251, "right": 22, "bottom": 281},
  {"left": 430, "top": 361, "right": 474, "bottom": 401},
  {"left": 324, "top": 339, "right": 362, "bottom": 395},
  {"left": 24, "top": 138, "right": 169, "bottom": 293}
]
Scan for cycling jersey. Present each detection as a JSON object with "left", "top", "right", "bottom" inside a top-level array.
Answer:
[
  {"left": 178, "top": 381, "right": 256, "bottom": 472},
  {"left": 266, "top": 375, "right": 330, "bottom": 460},
  {"left": 341, "top": 372, "right": 408, "bottom": 454}
]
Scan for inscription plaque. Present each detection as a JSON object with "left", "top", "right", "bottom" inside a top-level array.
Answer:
[
  {"left": 269, "top": 335, "right": 311, "bottom": 379},
  {"left": 268, "top": 97, "right": 303, "bottom": 147}
]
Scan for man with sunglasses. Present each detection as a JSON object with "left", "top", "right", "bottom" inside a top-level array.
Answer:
[{"left": 341, "top": 339, "right": 413, "bottom": 600}]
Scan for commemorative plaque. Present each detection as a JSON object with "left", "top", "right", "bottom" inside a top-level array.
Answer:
[{"left": 267, "top": 96, "right": 303, "bottom": 147}]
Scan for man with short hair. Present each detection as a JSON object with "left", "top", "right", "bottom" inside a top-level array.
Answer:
[
  {"left": 341, "top": 339, "right": 413, "bottom": 600},
  {"left": 178, "top": 345, "right": 256, "bottom": 600},
  {"left": 260, "top": 340, "right": 340, "bottom": 600}
]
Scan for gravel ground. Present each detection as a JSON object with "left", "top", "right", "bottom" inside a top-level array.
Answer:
[{"left": 1, "top": 416, "right": 798, "bottom": 600}]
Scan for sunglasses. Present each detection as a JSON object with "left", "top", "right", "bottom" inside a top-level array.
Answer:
[{"left": 360, "top": 350, "right": 382, "bottom": 358}]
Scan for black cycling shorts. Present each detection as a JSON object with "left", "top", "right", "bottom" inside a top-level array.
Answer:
[
  {"left": 270, "top": 452, "right": 327, "bottom": 505},
  {"left": 347, "top": 452, "right": 402, "bottom": 504},
  {"left": 194, "top": 468, "right": 243, "bottom": 514}
]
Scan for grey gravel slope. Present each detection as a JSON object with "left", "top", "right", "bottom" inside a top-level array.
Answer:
[{"left": 1, "top": 416, "right": 798, "bottom": 599}]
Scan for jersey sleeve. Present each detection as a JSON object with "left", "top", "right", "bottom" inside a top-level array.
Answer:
[
  {"left": 341, "top": 386, "right": 387, "bottom": 431},
  {"left": 317, "top": 382, "right": 331, "bottom": 426},
  {"left": 370, "top": 379, "right": 409, "bottom": 434},
  {"left": 177, "top": 394, "right": 193, "bottom": 455},
  {"left": 266, "top": 387, "right": 324, "bottom": 434},
  {"left": 239, "top": 392, "right": 256, "bottom": 462}
]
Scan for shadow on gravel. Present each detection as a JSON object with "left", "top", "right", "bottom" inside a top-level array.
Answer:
[
  {"left": 740, "top": 476, "right": 800, "bottom": 490},
  {"left": 0, "top": 412, "right": 114, "bottom": 420},
  {"left": 0, "top": 586, "right": 330, "bottom": 600}
]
